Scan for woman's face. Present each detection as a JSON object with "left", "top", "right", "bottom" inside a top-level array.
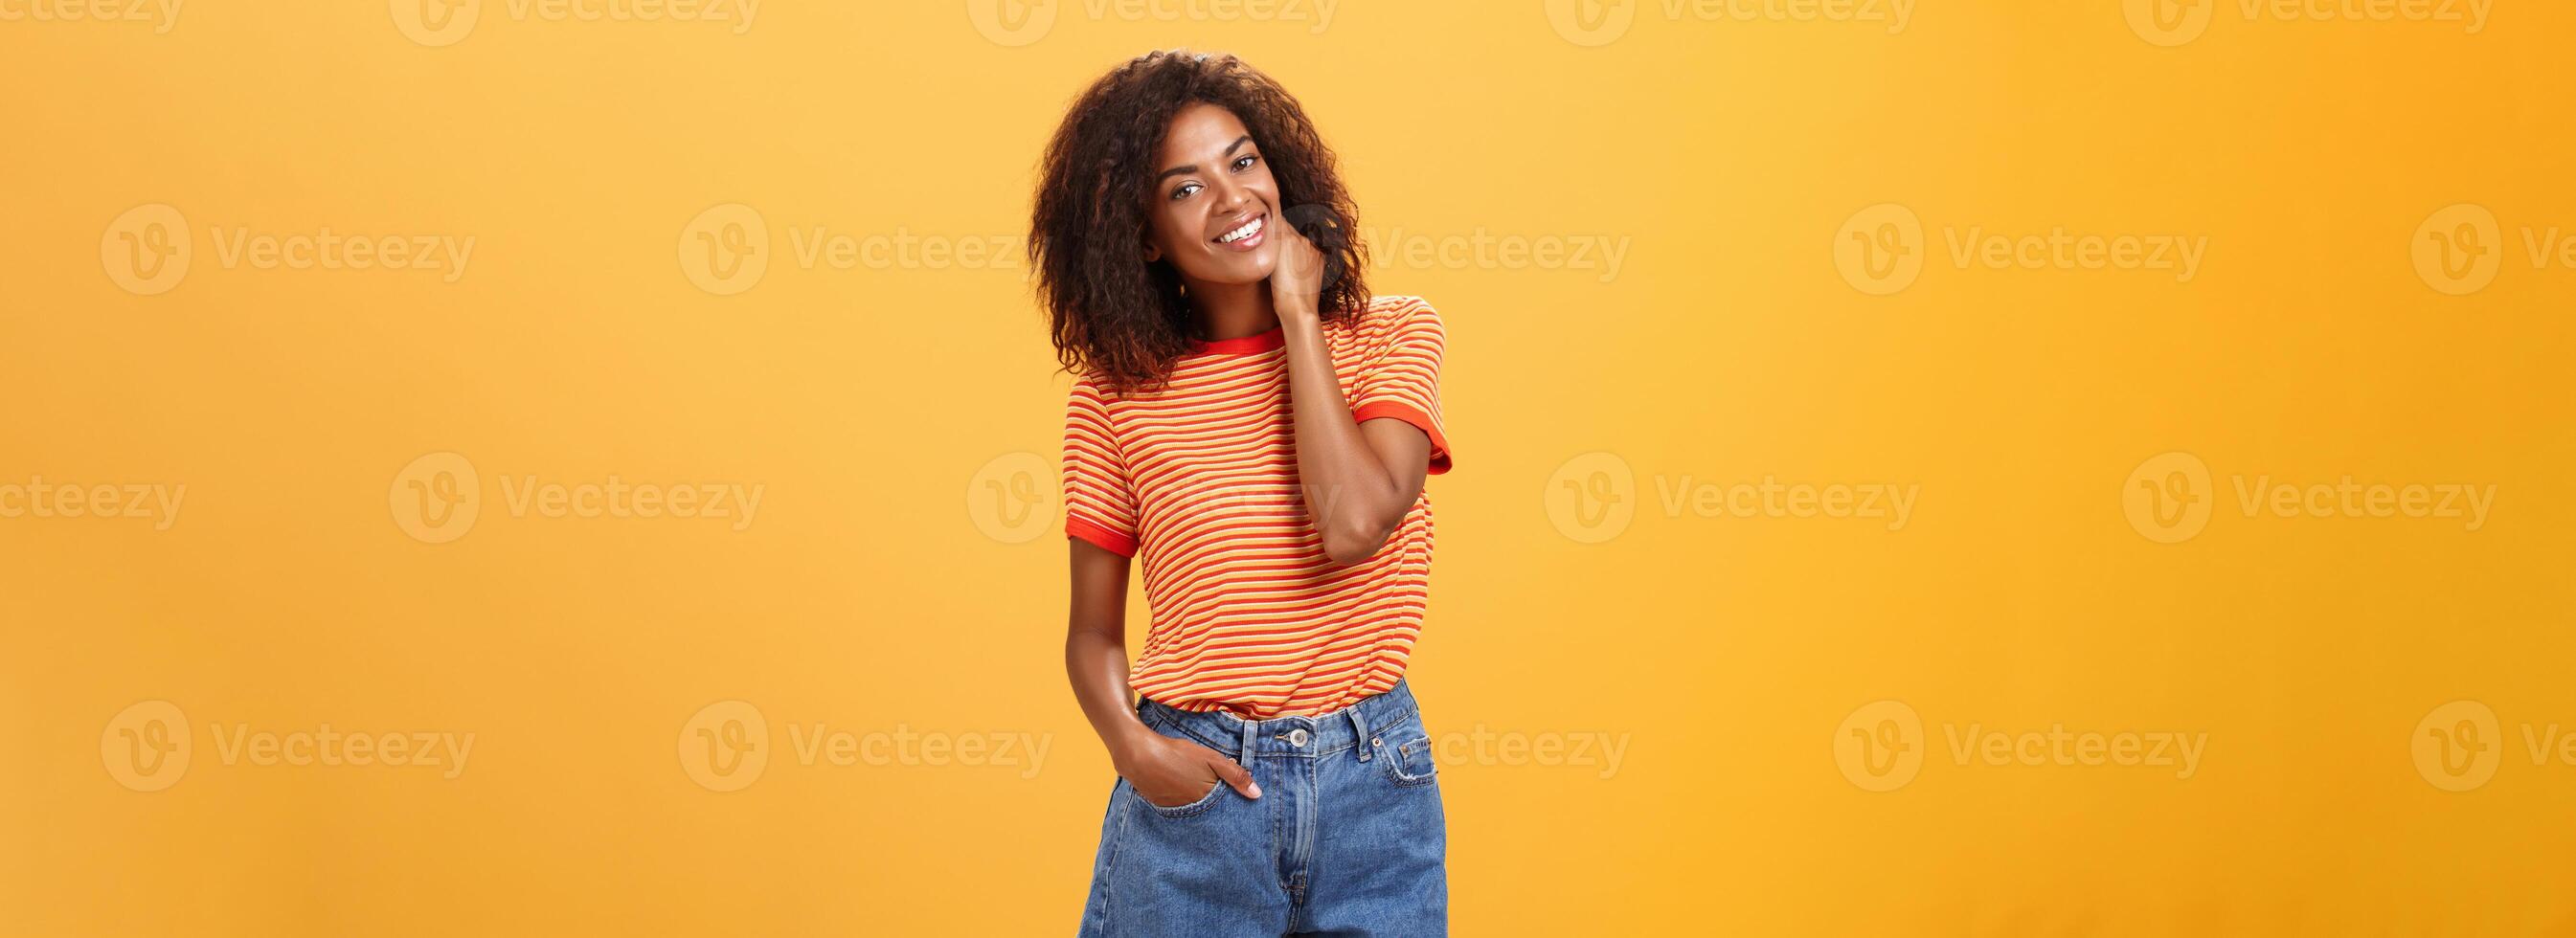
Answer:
[{"left": 1143, "top": 102, "right": 1280, "bottom": 293}]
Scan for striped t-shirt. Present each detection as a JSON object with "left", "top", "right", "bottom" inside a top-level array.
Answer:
[{"left": 1061, "top": 295, "right": 1453, "bottom": 719}]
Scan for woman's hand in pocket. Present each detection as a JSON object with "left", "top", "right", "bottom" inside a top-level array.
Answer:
[{"left": 1116, "top": 729, "right": 1261, "bottom": 807}]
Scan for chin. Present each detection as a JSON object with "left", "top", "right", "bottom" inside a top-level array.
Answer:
[
  {"left": 1186, "top": 255, "right": 1274, "bottom": 286},
  {"left": 1240, "top": 245, "right": 1280, "bottom": 278}
]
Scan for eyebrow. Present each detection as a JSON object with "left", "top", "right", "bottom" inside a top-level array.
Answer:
[{"left": 1156, "top": 135, "right": 1255, "bottom": 183}]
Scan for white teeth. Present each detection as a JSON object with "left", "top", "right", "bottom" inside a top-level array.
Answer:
[{"left": 1216, "top": 216, "right": 1265, "bottom": 243}]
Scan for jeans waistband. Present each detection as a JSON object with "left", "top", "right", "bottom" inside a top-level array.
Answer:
[{"left": 1137, "top": 681, "right": 1421, "bottom": 764}]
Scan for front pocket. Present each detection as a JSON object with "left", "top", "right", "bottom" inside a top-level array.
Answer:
[
  {"left": 1132, "top": 778, "right": 1228, "bottom": 817},
  {"left": 1377, "top": 735, "right": 1438, "bottom": 786}
]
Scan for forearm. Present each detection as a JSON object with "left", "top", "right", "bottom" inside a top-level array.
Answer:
[
  {"left": 1066, "top": 535, "right": 1158, "bottom": 767},
  {"left": 1280, "top": 311, "right": 1407, "bottom": 563},
  {"left": 1068, "top": 611, "right": 1263, "bottom": 803},
  {"left": 1067, "top": 626, "right": 1155, "bottom": 767}
]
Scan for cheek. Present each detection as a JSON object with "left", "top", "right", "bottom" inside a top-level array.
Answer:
[{"left": 1143, "top": 207, "right": 1188, "bottom": 255}]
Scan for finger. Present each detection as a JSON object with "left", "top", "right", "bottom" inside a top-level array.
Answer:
[{"left": 1209, "top": 753, "right": 1261, "bottom": 798}]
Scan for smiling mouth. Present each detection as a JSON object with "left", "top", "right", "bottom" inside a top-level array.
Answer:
[{"left": 1212, "top": 213, "right": 1267, "bottom": 249}]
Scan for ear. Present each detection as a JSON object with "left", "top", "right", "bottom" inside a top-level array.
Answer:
[{"left": 1141, "top": 237, "right": 1162, "bottom": 263}]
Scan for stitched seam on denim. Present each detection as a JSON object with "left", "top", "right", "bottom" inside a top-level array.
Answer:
[
  {"left": 1381, "top": 737, "right": 1438, "bottom": 786},
  {"left": 1092, "top": 781, "right": 1133, "bottom": 935},
  {"left": 1148, "top": 708, "right": 1242, "bottom": 756},
  {"left": 1352, "top": 699, "right": 1420, "bottom": 744},
  {"left": 1269, "top": 762, "right": 1286, "bottom": 897},
  {"left": 1136, "top": 778, "right": 1226, "bottom": 817}
]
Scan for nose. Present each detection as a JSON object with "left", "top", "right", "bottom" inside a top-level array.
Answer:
[{"left": 1208, "top": 174, "right": 1257, "bottom": 216}]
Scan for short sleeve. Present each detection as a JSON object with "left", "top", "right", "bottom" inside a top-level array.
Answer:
[
  {"left": 1062, "top": 377, "right": 1141, "bottom": 557},
  {"left": 1349, "top": 298, "right": 1453, "bottom": 475}
]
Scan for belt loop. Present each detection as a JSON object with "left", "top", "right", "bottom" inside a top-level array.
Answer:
[
  {"left": 1237, "top": 714, "right": 1258, "bottom": 770},
  {"left": 1348, "top": 703, "right": 1371, "bottom": 762}
]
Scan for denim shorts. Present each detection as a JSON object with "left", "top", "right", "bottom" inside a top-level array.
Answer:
[{"left": 1077, "top": 681, "right": 1449, "bottom": 937}]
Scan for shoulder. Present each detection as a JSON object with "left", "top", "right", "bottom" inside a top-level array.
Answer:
[
  {"left": 1367, "top": 294, "right": 1436, "bottom": 324},
  {"left": 1344, "top": 295, "right": 1440, "bottom": 346},
  {"left": 1067, "top": 369, "right": 1117, "bottom": 408}
]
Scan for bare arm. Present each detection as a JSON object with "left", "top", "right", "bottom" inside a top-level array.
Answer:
[
  {"left": 1271, "top": 224, "right": 1433, "bottom": 565},
  {"left": 1066, "top": 536, "right": 1258, "bottom": 804}
]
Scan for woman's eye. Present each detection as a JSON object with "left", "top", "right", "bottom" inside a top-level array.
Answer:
[
  {"left": 1232, "top": 155, "right": 1258, "bottom": 171},
  {"left": 1170, "top": 183, "right": 1199, "bottom": 201}
]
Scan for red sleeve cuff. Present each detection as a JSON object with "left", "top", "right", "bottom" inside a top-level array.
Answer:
[
  {"left": 1353, "top": 401, "right": 1452, "bottom": 475},
  {"left": 1065, "top": 517, "right": 1140, "bottom": 558}
]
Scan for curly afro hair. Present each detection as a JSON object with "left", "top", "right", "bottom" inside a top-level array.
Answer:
[{"left": 1030, "top": 50, "right": 1369, "bottom": 396}]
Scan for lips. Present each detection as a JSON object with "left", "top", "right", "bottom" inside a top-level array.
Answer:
[{"left": 1211, "top": 212, "right": 1267, "bottom": 252}]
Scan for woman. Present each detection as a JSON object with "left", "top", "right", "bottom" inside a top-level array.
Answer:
[{"left": 1031, "top": 50, "right": 1457, "bottom": 937}]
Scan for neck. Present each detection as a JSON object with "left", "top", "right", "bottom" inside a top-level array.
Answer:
[{"left": 1186, "top": 279, "right": 1279, "bottom": 340}]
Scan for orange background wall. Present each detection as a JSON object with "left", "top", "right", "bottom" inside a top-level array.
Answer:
[{"left": 5, "top": 1, "right": 2571, "bottom": 934}]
